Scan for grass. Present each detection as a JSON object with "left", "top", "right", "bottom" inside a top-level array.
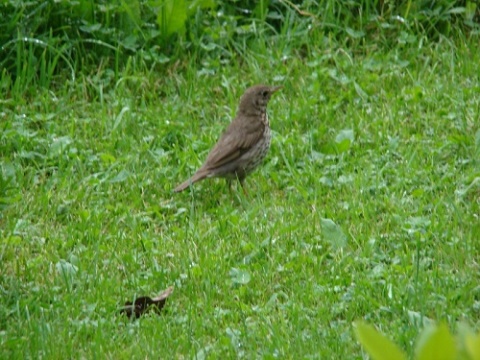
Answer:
[{"left": 1, "top": 26, "right": 480, "bottom": 358}]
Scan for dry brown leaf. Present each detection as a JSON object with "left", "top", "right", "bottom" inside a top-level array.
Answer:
[{"left": 120, "top": 286, "right": 174, "bottom": 319}]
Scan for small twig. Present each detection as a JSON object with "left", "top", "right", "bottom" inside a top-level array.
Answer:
[{"left": 278, "top": 0, "right": 318, "bottom": 20}]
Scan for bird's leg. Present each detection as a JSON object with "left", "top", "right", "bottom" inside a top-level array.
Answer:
[
  {"left": 239, "top": 178, "right": 248, "bottom": 196},
  {"left": 227, "top": 178, "right": 233, "bottom": 191}
]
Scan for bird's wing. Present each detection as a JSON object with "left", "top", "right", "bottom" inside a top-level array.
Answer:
[{"left": 203, "top": 115, "right": 264, "bottom": 170}]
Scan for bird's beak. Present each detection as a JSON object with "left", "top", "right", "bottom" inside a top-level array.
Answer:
[{"left": 271, "top": 85, "right": 283, "bottom": 93}]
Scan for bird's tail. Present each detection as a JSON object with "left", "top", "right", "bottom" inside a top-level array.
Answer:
[{"left": 174, "top": 169, "right": 210, "bottom": 192}]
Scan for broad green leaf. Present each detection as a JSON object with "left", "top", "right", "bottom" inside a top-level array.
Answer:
[
  {"left": 48, "top": 136, "right": 73, "bottom": 157},
  {"left": 407, "top": 310, "right": 434, "bottom": 328},
  {"left": 254, "top": 0, "right": 270, "bottom": 20},
  {"left": 354, "top": 321, "right": 406, "bottom": 360},
  {"left": 415, "top": 323, "right": 456, "bottom": 360},
  {"left": 445, "top": 7, "right": 466, "bottom": 14},
  {"left": 335, "top": 129, "right": 354, "bottom": 144},
  {"left": 320, "top": 218, "right": 347, "bottom": 249},
  {"left": 156, "top": 0, "right": 187, "bottom": 37},
  {"left": 188, "top": 0, "right": 216, "bottom": 16},
  {"left": 335, "top": 129, "right": 354, "bottom": 153},
  {"left": 109, "top": 170, "right": 131, "bottom": 183},
  {"left": 121, "top": 0, "right": 141, "bottom": 28},
  {"left": 76, "top": 0, "right": 95, "bottom": 22},
  {"left": 335, "top": 140, "right": 351, "bottom": 153},
  {"left": 466, "top": 332, "right": 480, "bottom": 360},
  {"left": 318, "top": 142, "right": 337, "bottom": 155},
  {"left": 55, "top": 260, "right": 78, "bottom": 283},
  {"left": 346, "top": 27, "right": 365, "bottom": 38},
  {"left": 229, "top": 268, "right": 251, "bottom": 285}
]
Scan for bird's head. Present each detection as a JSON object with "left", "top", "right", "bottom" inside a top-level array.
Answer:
[{"left": 238, "top": 84, "right": 282, "bottom": 114}]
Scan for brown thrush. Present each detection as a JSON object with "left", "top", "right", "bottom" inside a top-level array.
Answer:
[{"left": 174, "top": 84, "right": 282, "bottom": 192}]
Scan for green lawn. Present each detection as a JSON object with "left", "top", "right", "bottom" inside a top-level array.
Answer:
[{"left": 1, "top": 31, "right": 479, "bottom": 358}]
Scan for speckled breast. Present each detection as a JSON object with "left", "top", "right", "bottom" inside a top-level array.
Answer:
[{"left": 243, "top": 122, "right": 271, "bottom": 174}]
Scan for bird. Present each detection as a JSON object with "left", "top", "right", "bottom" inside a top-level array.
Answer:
[{"left": 174, "top": 84, "right": 282, "bottom": 193}]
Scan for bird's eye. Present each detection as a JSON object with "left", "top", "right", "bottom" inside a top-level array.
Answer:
[{"left": 262, "top": 90, "right": 269, "bottom": 98}]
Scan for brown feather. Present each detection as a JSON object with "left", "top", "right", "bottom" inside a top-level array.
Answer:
[
  {"left": 173, "top": 168, "right": 210, "bottom": 192},
  {"left": 203, "top": 114, "right": 265, "bottom": 169},
  {"left": 174, "top": 84, "right": 281, "bottom": 193}
]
